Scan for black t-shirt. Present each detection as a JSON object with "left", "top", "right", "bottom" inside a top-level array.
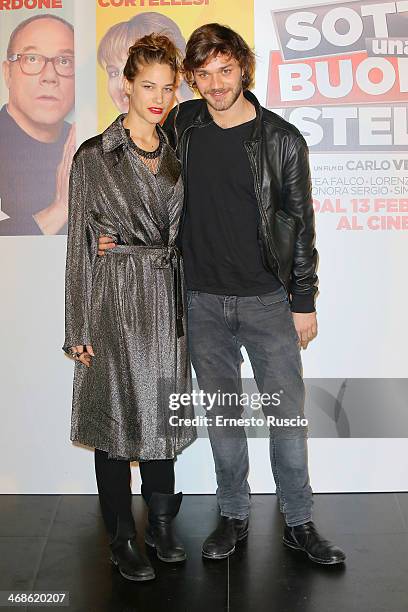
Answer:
[
  {"left": 181, "top": 119, "right": 281, "bottom": 296},
  {"left": 0, "top": 104, "right": 70, "bottom": 236}
]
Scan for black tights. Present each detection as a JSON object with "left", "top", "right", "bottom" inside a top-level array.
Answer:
[{"left": 94, "top": 448, "right": 175, "bottom": 539}]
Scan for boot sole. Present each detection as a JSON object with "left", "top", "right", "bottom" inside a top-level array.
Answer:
[
  {"left": 110, "top": 555, "right": 156, "bottom": 581},
  {"left": 202, "top": 529, "right": 249, "bottom": 560},
  {"left": 144, "top": 536, "right": 187, "bottom": 563},
  {"left": 282, "top": 537, "right": 346, "bottom": 565}
]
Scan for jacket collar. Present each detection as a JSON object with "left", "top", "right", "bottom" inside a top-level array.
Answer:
[
  {"left": 192, "top": 89, "right": 263, "bottom": 142},
  {"left": 102, "top": 113, "right": 168, "bottom": 153}
]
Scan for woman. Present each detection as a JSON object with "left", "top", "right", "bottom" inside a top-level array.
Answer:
[
  {"left": 63, "top": 34, "right": 196, "bottom": 582},
  {"left": 97, "top": 12, "right": 194, "bottom": 115}
]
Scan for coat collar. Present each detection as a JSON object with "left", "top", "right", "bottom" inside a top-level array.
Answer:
[{"left": 102, "top": 113, "right": 169, "bottom": 154}]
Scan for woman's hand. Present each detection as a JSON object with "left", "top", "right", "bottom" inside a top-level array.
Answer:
[{"left": 69, "top": 345, "right": 95, "bottom": 367}]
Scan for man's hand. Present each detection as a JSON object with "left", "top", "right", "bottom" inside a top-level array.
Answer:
[
  {"left": 54, "top": 122, "right": 76, "bottom": 211},
  {"left": 292, "top": 311, "right": 318, "bottom": 350},
  {"left": 98, "top": 234, "right": 117, "bottom": 256},
  {"left": 33, "top": 123, "right": 76, "bottom": 234},
  {"left": 69, "top": 345, "right": 95, "bottom": 368}
]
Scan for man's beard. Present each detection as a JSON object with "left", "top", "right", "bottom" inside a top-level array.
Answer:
[{"left": 203, "top": 80, "right": 243, "bottom": 112}]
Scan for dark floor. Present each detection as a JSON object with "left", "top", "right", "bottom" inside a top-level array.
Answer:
[{"left": 1, "top": 493, "right": 408, "bottom": 612}]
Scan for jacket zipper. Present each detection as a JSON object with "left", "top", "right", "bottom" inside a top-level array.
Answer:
[
  {"left": 244, "top": 141, "right": 288, "bottom": 295},
  {"left": 179, "top": 125, "right": 194, "bottom": 238},
  {"left": 178, "top": 120, "right": 212, "bottom": 239}
]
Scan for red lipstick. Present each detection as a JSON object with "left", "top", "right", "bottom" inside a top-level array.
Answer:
[{"left": 148, "top": 107, "right": 163, "bottom": 115}]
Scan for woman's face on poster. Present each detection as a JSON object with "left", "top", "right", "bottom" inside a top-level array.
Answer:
[
  {"left": 105, "top": 55, "right": 191, "bottom": 113},
  {"left": 106, "top": 57, "right": 129, "bottom": 113}
]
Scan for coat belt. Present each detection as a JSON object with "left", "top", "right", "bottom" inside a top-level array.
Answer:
[{"left": 106, "top": 244, "right": 185, "bottom": 338}]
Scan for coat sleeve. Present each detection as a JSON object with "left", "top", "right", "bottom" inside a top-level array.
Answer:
[
  {"left": 281, "top": 134, "right": 318, "bottom": 313},
  {"left": 62, "top": 153, "right": 95, "bottom": 353}
]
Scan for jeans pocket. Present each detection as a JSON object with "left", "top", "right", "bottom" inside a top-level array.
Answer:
[{"left": 256, "top": 286, "right": 287, "bottom": 307}]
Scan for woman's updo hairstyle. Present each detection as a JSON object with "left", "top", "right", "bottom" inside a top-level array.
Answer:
[{"left": 123, "top": 32, "right": 182, "bottom": 82}]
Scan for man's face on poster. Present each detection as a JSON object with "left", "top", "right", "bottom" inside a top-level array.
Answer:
[{"left": 3, "top": 18, "right": 75, "bottom": 128}]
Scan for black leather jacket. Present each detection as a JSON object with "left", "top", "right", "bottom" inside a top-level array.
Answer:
[{"left": 163, "top": 89, "right": 318, "bottom": 313}]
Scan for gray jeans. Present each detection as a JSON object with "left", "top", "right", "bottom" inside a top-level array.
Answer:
[{"left": 186, "top": 285, "right": 313, "bottom": 527}]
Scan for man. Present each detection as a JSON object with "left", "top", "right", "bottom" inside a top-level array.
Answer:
[
  {"left": 0, "top": 14, "right": 75, "bottom": 236},
  {"left": 98, "top": 23, "right": 345, "bottom": 565}
]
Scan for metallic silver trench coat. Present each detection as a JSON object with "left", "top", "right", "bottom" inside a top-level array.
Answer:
[{"left": 63, "top": 115, "right": 196, "bottom": 461}]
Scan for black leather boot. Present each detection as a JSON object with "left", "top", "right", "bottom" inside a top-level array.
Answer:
[
  {"left": 144, "top": 492, "right": 186, "bottom": 563},
  {"left": 110, "top": 517, "right": 155, "bottom": 581},
  {"left": 283, "top": 521, "right": 346, "bottom": 565},
  {"left": 202, "top": 516, "right": 249, "bottom": 560}
]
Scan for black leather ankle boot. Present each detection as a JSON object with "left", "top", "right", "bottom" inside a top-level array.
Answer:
[
  {"left": 202, "top": 516, "right": 249, "bottom": 559},
  {"left": 144, "top": 492, "right": 186, "bottom": 562},
  {"left": 110, "top": 517, "right": 155, "bottom": 581},
  {"left": 283, "top": 521, "right": 346, "bottom": 565}
]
